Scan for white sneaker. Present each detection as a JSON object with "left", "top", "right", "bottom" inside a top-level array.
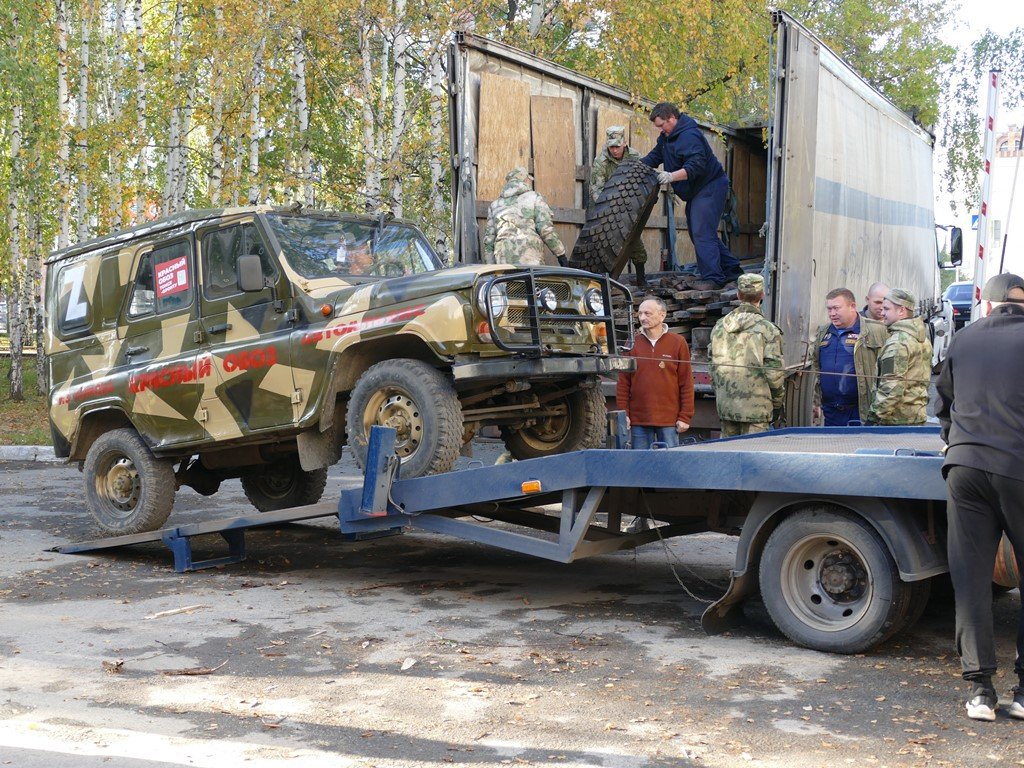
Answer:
[
  {"left": 966, "top": 690, "right": 998, "bottom": 722},
  {"left": 1009, "top": 690, "right": 1024, "bottom": 720}
]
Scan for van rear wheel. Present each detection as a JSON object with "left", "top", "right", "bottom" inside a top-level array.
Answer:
[
  {"left": 241, "top": 456, "right": 328, "bottom": 512},
  {"left": 83, "top": 428, "right": 176, "bottom": 535}
]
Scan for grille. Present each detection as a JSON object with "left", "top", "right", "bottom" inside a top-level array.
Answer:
[{"left": 505, "top": 280, "right": 571, "bottom": 302}]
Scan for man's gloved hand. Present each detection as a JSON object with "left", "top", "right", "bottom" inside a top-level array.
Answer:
[
  {"left": 656, "top": 170, "right": 674, "bottom": 185},
  {"left": 771, "top": 406, "right": 785, "bottom": 427},
  {"left": 556, "top": 254, "right": 568, "bottom": 267}
]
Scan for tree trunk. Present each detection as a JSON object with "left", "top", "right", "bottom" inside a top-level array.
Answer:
[
  {"left": 56, "top": 0, "right": 71, "bottom": 248},
  {"left": 109, "top": 0, "right": 126, "bottom": 230},
  {"left": 177, "top": 83, "right": 193, "bottom": 210},
  {"left": 76, "top": 4, "right": 92, "bottom": 241},
  {"left": 248, "top": 32, "right": 266, "bottom": 205},
  {"left": 208, "top": 5, "right": 225, "bottom": 205},
  {"left": 292, "top": 26, "right": 313, "bottom": 207},
  {"left": 528, "top": 0, "right": 545, "bottom": 37},
  {"left": 388, "top": 0, "right": 410, "bottom": 217},
  {"left": 29, "top": 198, "right": 47, "bottom": 394},
  {"left": 7, "top": 103, "right": 24, "bottom": 401},
  {"left": 133, "top": 0, "right": 148, "bottom": 220},
  {"left": 359, "top": 16, "right": 380, "bottom": 212},
  {"left": 427, "top": 43, "right": 449, "bottom": 259},
  {"left": 164, "top": 0, "right": 184, "bottom": 213}
]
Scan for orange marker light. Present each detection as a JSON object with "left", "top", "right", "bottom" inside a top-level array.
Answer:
[
  {"left": 521, "top": 480, "right": 542, "bottom": 494},
  {"left": 476, "top": 321, "right": 492, "bottom": 343},
  {"left": 320, "top": 304, "right": 333, "bottom": 317}
]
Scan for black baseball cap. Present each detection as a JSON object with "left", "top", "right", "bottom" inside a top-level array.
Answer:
[{"left": 980, "top": 273, "right": 1024, "bottom": 301}]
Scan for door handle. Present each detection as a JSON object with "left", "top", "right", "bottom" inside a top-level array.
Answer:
[
  {"left": 125, "top": 345, "right": 149, "bottom": 357},
  {"left": 209, "top": 323, "right": 232, "bottom": 334}
]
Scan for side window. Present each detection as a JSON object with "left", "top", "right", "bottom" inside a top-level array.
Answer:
[
  {"left": 128, "top": 239, "right": 194, "bottom": 318},
  {"left": 201, "top": 222, "right": 276, "bottom": 300},
  {"left": 56, "top": 262, "right": 91, "bottom": 335}
]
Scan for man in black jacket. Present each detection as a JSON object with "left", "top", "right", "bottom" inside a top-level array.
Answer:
[{"left": 936, "top": 272, "right": 1024, "bottom": 722}]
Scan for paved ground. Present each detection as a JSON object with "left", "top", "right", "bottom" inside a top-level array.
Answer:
[{"left": 1, "top": 441, "right": 1022, "bottom": 768}]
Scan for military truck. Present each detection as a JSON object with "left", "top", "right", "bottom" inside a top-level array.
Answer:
[{"left": 45, "top": 206, "right": 631, "bottom": 535}]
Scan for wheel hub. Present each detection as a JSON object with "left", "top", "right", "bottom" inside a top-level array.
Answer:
[
  {"left": 818, "top": 551, "right": 866, "bottom": 601},
  {"left": 375, "top": 394, "right": 423, "bottom": 458},
  {"left": 104, "top": 458, "right": 140, "bottom": 511}
]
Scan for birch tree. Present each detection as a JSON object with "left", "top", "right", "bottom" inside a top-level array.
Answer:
[
  {"left": 133, "top": 0, "right": 148, "bottom": 219},
  {"left": 56, "top": 0, "right": 72, "bottom": 248},
  {"left": 7, "top": 98, "right": 24, "bottom": 400},
  {"left": 292, "top": 25, "right": 313, "bottom": 206},
  {"left": 248, "top": 25, "right": 267, "bottom": 205},
  {"left": 163, "top": 0, "right": 184, "bottom": 214},
  {"left": 388, "top": 0, "right": 410, "bottom": 216},
  {"left": 75, "top": 1, "right": 92, "bottom": 240},
  {"left": 208, "top": 4, "right": 226, "bottom": 204}
]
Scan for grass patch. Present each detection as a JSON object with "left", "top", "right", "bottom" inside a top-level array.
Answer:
[{"left": 0, "top": 354, "right": 52, "bottom": 445}]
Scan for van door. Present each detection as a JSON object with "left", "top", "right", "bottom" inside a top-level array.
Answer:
[
  {"left": 196, "top": 218, "right": 297, "bottom": 437},
  {"left": 119, "top": 237, "right": 206, "bottom": 448}
]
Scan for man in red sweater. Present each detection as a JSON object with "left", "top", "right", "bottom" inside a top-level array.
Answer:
[{"left": 616, "top": 297, "right": 695, "bottom": 449}]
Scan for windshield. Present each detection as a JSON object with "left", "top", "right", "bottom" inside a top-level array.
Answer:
[
  {"left": 945, "top": 284, "right": 973, "bottom": 302},
  {"left": 265, "top": 214, "right": 444, "bottom": 280}
]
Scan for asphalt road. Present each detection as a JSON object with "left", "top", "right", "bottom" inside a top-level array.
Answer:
[{"left": 1, "top": 443, "right": 1022, "bottom": 768}]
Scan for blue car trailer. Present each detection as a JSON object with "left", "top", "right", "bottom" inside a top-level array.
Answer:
[{"left": 58, "top": 422, "right": 956, "bottom": 654}]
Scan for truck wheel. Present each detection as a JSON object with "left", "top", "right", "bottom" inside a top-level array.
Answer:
[
  {"left": 347, "top": 359, "right": 462, "bottom": 477},
  {"left": 569, "top": 161, "right": 661, "bottom": 277},
  {"left": 240, "top": 456, "right": 328, "bottom": 512},
  {"left": 758, "top": 506, "right": 909, "bottom": 653},
  {"left": 783, "top": 370, "right": 815, "bottom": 427},
  {"left": 83, "top": 428, "right": 176, "bottom": 535},
  {"left": 501, "top": 385, "right": 606, "bottom": 459}
]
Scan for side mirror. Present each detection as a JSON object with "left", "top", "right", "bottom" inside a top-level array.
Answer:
[
  {"left": 237, "top": 254, "right": 265, "bottom": 292},
  {"left": 949, "top": 227, "right": 963, "bottom": 267}
]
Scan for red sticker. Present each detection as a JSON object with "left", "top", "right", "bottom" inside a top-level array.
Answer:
[{"left": 156, "top": 256, "right": 190, "bottom": 298}]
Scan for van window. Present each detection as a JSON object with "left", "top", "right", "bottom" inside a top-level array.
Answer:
[
  {"left": 201, "top": 222, "right": 276, "bottom": 299},
  {"left": 128, "top": 240, "right": 194, "bottom": 318},
  {"left": 56, "top": 262, "right": 91, "bottom": 334}
]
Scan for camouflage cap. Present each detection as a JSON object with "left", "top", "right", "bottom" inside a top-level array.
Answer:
[
  {"left": 505, "top": 166, "right": 531, "bottom": 184},
  {"left": 981, "top": 272, "right": 1024, "bottom": 301},
  {"left": 606, "top": 126, "right": 626, "bottom": 146},
  {"left": 737, "top": 273, "right": 764, "bottom": 293},
  {"left": 885, "top": 288, "right": 916, "bottom": 311}
]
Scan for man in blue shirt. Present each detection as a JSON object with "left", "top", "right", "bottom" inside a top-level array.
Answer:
[
  {"left": 811, "top": 288, "right": 887, "bottom": 426},
  {"left": 641, "top": 102, "right": 743, "bottom": 291}
]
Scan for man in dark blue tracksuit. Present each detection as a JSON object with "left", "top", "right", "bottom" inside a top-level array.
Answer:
[{"left": 641, "top": 102, "right": 743, "bottom": 290}]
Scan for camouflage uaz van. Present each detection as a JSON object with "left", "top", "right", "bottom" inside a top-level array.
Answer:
[{"left": 45, "top": 206, "right": 632, "bottom": 535}]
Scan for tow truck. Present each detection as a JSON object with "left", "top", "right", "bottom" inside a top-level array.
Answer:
[{"left": 55, "top": 418, "right": 1010, "bottom": 655}]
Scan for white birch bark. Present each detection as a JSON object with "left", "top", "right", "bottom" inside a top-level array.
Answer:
[
  {"left": 292, "top": 26, "right": 313, "bottom": 206},
  {"left": 359, "top": 17, "right": 380, "bottom": 212},
  {"left": 208, "top": 5, "right": 225, "bottom": 205},
  {"left": 177, "top": 83, "right": 193, "bottom": 210},
  {"left": 248, "top": 31, "right": 266, "bottom": 205},
  {"left": 76, "top": 4, "right": 92, "bottom": 241},
  {"left": 29, "top": 199, "right": 47, "bottom": 393},
  {"left": 388, "top": 0, "right": 410, "bottom": 217},
  {"left": 133, "top": 0, "right": 148, "bottom": 219},
  {"left": 427, "top": 42, "right": 449, "bottom": 257},
  {"left": 164, "top": 0, "right": 184, "bottom": 213},
  {"left": 56, "top": 0, "right": 71, "bottom": 248},
  {"left": 528, "top": 0, "right": 545, "bottom": 37},
  {"left": 109, "top": 0, "right": 126, "bottom": 229},
  {"left": 7, "top": 103, "right": 24, "bottom": 399}
]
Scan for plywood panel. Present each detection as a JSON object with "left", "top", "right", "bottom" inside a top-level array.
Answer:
[
  {"left": 532, "top": 96, "right": 576, "bottom": 209},
  {"left": 596, "top": 107, "right": 634, "bottom": 154},
  {"left": 731, "top": 144, "right": 751, "bottom": 228},
  {"left": 641, "top": 230, "right": 663, "bottom": 271},
  {"left": 477, "top": 73, "right": 532, "bottom": 202},
  {"left": 633, "top": 115, "right": 661, "bottom": 157}
]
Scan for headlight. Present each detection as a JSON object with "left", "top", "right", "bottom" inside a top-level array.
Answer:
[
  {"left": 584, "top": 288, "right": 604, "bottom": 315},
  {"left": 537, "top": 287, "right": 558, "bottom": 312},
  {"left": 476, "top": 281, "right": 508, "bottom": 319}
]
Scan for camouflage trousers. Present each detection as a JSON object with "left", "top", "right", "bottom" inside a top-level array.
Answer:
[
  {"left": 719, "top": 420, "right": 769, "bottom": 438},
  {"left": 627, "top": 238, "right": 648, "bottom": 268}
]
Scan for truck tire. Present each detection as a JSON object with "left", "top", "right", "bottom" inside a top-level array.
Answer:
[
  {"left": 784, "top": 370, "right": 815, "bottom": 427},
  {"left": 501, "top": 384, "right": 606, "bottom": 460},
  {"left": 347, "top": 359, "right": 463, "bottom": 477},
  {"left": 569, "top": 161, "right": 661, "bottom": 277},
  {"left": 758, "top": 505, "right": 910, "bottom": 653},
  {"left": 83, "top": 428, "right": 176, "bottom": 535},
  {"left": 240, "top": 456, "right": 328, "bottom": 512}
]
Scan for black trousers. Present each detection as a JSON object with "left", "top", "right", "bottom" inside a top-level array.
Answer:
[{"left": 946, "top": 465, "right": 1024, "bottom": 683}]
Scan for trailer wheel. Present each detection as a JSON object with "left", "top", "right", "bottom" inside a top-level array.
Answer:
[
  {"left": 347, "top": 359, "right": 462, "bottom": 477},
  {"left": 569, "top": 161, "right": 661, "bottom": 277},
  {"left": 83, "top": 428, "right": 176, "bottom": 535},
  {"left": 759, "top": 506, "right": 908, "bottom": 653},
  {"left": 241, "top": 456, "right": 328, "bottom": 512},
  {"left": 501, "top": 384, "right": 606, "bottom": 460}
]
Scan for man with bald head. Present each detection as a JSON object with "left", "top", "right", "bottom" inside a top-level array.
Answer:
[
  {"left": 616, "top": 297, "right": 694, "bottom": 449},
  {"left": 862, "top": 282, "right": 889, "bottom": 322}
]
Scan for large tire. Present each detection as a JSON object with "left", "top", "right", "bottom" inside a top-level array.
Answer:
[
  {"left": 501, "top": 384, "right": 606, "bottom": 460},
  {"left": 758, "top": 506, "right": 909, "bottom": 653},
  {"left": 83, "top": 428, "right": 176, "bottom": 535},
  {"left": 569, "top": 160, "right": 661, "bottom": 277},
  {"left": 346, "top": 359, "right": 462, "bottom": 477},
  {"left": 240, "top": 456, "right": 328, "bottom": 512}
]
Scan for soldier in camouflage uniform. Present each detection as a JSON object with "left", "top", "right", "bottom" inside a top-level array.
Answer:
[
  {"left": 710, "top": 273, "right": 785, "bottom": 437},
  {"left": 591, "top": 126, "right": 649, "bottom": 287},
  {"left": 867, "top": 288, "right": 932, "bottom": 425},
  {"left": 483, "top": 167, "right": 566, "bottom": 267}
]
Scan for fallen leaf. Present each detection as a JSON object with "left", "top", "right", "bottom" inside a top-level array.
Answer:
[{"left": 401, "top": 657, "right": 417, "bottom": 671}]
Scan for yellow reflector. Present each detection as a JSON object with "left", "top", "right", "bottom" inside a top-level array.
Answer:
[{"left": 521, "top": 480, "right": 542, "bottom": 494}]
